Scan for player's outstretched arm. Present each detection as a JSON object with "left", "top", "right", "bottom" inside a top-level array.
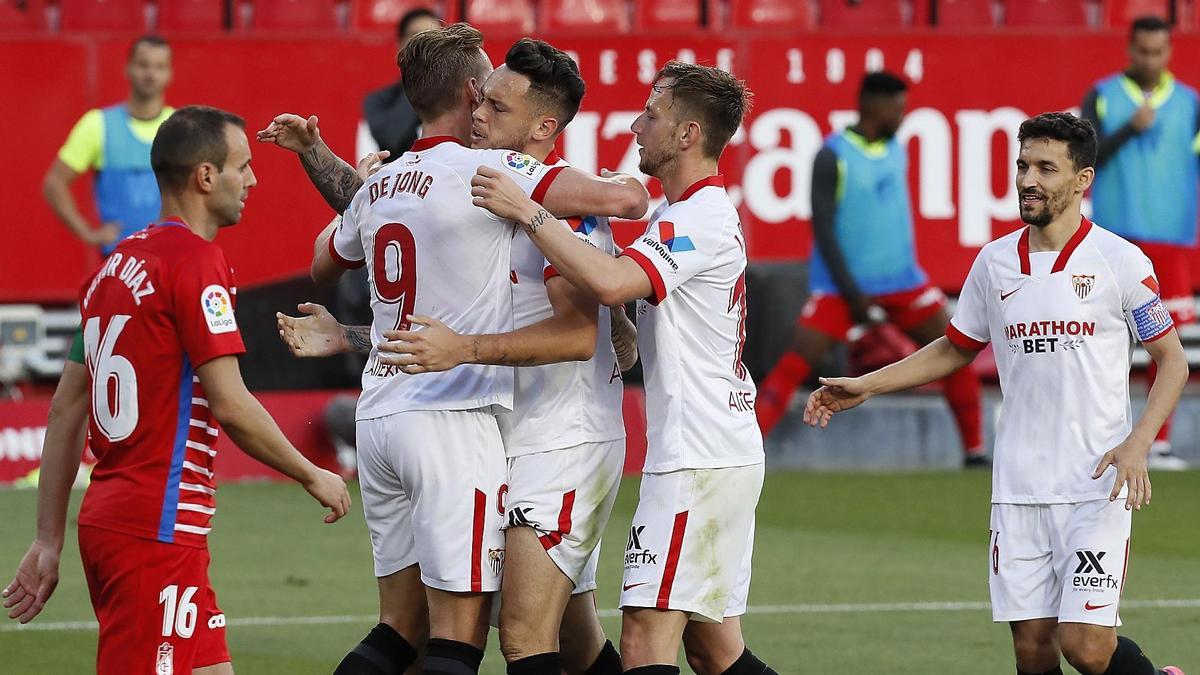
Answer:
[
  {"left": 256, "top": 113, "right": 363, "bottom": 214},
  {"left": 610, "top": 303, "right": 638, "bottom": 372},
  {"left": 804, "top": 336, "right": 977, "bottom": 428},
  {"left": 378, "top": 276, "right": 599, "bottom": 373},
  {"left": 277, "top": 303, "right": 371, "bottom": 357},
  {"left": 3, "top": 360, "right": 90, "bottom": 624},
  {"left": 1092, "top": 329, "right": 1188, "bottom": 510},
  {"left": 473, "top": 167, "right": 654, "bottom": 307},
  {"left": 197, "top": 356, "right": 351, "bottom": 523},
  {"left": 540, "top": 167, "right": 650, "bottom": 221}
]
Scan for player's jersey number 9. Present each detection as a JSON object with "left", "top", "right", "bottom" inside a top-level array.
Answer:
[
  {"left": 84, "top": 315, "right": 139, "bottom": 443},
  {"left": 374, "top": 223, "right": 417, "bottom": 333}
]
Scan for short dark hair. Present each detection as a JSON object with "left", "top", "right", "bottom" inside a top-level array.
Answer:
[
  {"left": 128, "top": 34, "right": 170, "bottom": 62},
  {"left": 1017, "top": 112, "right": 1097, "bottom": 171},
  {"left": 653, "top": 61, "right": 751, "bottom": 159},
  {"left": 1130, "top": 14, "right": 1170, "bottom": 41},
  {"left": 151, "top": 105, "right": 245, "bottom": 194},
  {"left": 505, "top": 38, "right": 585, "bottom": 130},
  {"left": 396, "top": 7, "right": 438, "bottom": 42},
  {"left": 400, "top": 23, "right": 490, "bottom": 120},
  {"left": 859, "top": 71, "right": 907, "bottom": 102}
]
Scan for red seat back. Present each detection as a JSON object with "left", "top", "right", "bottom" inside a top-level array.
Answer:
[
  {"left": 729, "top": 0, "right": 816, "bottom": 29},
  {"left": 156, "top": 0, "right": 226, "bottom": 31},
  {"left": 633, "top": 0, "right": 703, "bottom": 30},
  {"left": 936, "top": 0, "right": 996, "bottom": 27},
  {"left": 351, "top": 0, "right": 458, "bottom": 32},
  {"left": 820, "top": 0, "right": 906, "bottom": 28},
  {"left": 60, "top": 0, "right": 147, "bottom": 31},
  {"left": 240, "top": 0, "right": 341, "bottom": 31},
  {"left": 463, "top": 0, "right": 536, "bottom": 33},
  {"left": 1005, "top": 0, "right": 1089, "bottom": 27},
  {"left": 541, "top": 0, "right": 629, "bottom": 32},
  {"left": 1103, "top": 0, "right": 1170, "bottom": 27},
  {"left": 0, "top": 0, "right": 48, "bottom": 31}
]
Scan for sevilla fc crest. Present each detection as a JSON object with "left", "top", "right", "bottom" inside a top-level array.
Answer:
[{"left": 1072, "top": 274, "right": 1095, "bottom": 299}]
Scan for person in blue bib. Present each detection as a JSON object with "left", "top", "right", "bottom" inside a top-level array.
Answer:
[
  {"left": 43, "top": 35, "right": 174, "bottom": 256},
  {"left": 1082, "top": 15, "right": 1199, "bottom": 471},
  {"left": 757, "top": 71, "right": 986, "bottom": 468}
]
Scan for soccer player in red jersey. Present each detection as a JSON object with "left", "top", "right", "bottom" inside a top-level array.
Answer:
[{"left": 3, "top": 105, "right": 351, "bottom": 675}]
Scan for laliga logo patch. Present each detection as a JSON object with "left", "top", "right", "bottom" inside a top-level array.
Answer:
[
  {"left": 1072, "top": 274, "right": 1095, "bottom": 300},
  {"left": 502, "top": 151, "right": 542, "bottom": 178},
  {"left": 156, "top": 642, "right": 174, "bottom": 674},
  {"left": 202, "top": 285, "right": 237, "bottom": 334}
]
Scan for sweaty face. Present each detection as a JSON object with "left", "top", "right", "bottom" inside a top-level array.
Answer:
[
  {"left": 1128, "top": 29, "right": 1170, "bottom": 85},
  {"left": 630, "top": 79, "right": 681, "bottom": 177},
  {"left": 212, "top": 125, "right": 257, "bottom": 227},
  {"left": 127, "top": 44, "right": 172, "bottom": 101},
  {"left": 471, "top": 66, "right": 535, "bottom": 153},
  {"left": 1015, "top": 138, "right": 1078, "bottom": 228}
]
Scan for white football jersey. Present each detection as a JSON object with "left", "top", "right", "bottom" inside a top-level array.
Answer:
[
  {"left": 331, "top": 137, "right": 558, "bottom": 420},
  {"left": 498, "top": 152, "right": 625, "bottom": 456},
  {"left": 948, "top": 218, "right": 1174, "bottom": 504},
  {"left": 622, "top": 176, "right": 764, "bottom": 473}
]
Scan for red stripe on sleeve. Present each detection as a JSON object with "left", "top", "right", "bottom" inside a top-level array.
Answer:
[
  {"left": 621, "top": 248, "right": 667, "bottom": 306},
  {"left": 531, "top": 166, "right": 566, "bottom": 205},
  {"left": 471, "top": 488, "right": 486, "bottom": 593},
  {"left": 946, "top": 323, "right": 988, "bottom": 351},
  {"left": 1141, "top": 276, "right": 1160, "bottom": 294},
  {"left": 543, "top": 265, "right": 560, "bottom": 282},
  {"left": 656, "top": 510, "right": 689, "bottom": 610},
  {"left": 327, "top": 234, "right": 365, "bottom": 270}
]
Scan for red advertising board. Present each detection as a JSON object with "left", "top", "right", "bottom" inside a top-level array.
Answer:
[{"left": 3, "top": 31, "right": 1200, "bottom": 304}]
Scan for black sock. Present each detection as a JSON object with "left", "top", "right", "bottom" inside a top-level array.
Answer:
[
  {"left": 624, "top": 667, "right": 680, "bottom": 675},
  {"left": 506, "top": 652, "right": 561, "bottom": 675},
  {"left": 1017, "top": 667, "right": 1063, "bottom": 675},
  {"left": 584, "top": 640, "right": 623, "bottom": 675},
  {"left": 332, "top": 623, "right": 418, "bottom": 675},
  {"left": 424, "top": 638, "right": 485, "bottom": 675},
  {"left": 1101, "top": 636, "right": 1158, "bottom": 675},
  {"left": 721, "top": 648, "right": 778, "bottom": 675}
]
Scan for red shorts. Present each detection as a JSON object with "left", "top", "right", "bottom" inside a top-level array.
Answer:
[
  {"left": 1136, "top": 241, "right": 1196, "bottom": 324},
  {"left": 799, "top": 284, "right": 948, "bottom": 340},
  {"left": 79, "top": 525, "right": 229, "bottom": 674}
]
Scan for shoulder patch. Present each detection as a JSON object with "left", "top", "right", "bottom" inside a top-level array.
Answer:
[
  {"left": 201, "top": 285, "right": 238, "bottom": 334},
  {"left": 502, "top": 151, "right": 544, "bottom": 178}
]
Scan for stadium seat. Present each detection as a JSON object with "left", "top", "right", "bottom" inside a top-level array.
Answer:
[
  {"left": 0, "top": 0, "right": 47, "bottom": 31},
  {"left": 1005, "top": 0, "right": 1090, "bottom": 27},
  {"left": 936, "top": 0, "right": 997, "bottom": 27},
  {"left": 634, "top": 0, "right": 704, "bottom": 30},
  {"left": 155, "top": 0, "right": 226, "bottom": 31},
  {"left": 820, "top": 0, "right": 906, "bottom": 28},
  {"left": 59, "top": 0, "right": 148, "bottom": 31},
  {"left": 240, "top": 0, "right": 341, "bottom": 31},
  {"left": 729, "top": 0, "right": 816, "bottom": 29},
  {"left": 541, "top": 0, "right": 629, "bottom": 32},
  {"left": 463, "top": 0, "right": 535, "bottom": 33},
  {"left": 1102, "top": 0, "right": 1170, "bottom": 27},
  {"left": 351, "top": 0, "right": 458, "bottom": 32}
]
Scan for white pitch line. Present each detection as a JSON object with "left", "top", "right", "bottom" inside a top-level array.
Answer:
[{"left": 4, "top": 599, "right": 1199, "bottom": 634}]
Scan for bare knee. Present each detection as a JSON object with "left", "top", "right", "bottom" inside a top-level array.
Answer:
[
  {"left": 682, "top": 618, "right": 745, "bottom": 675},
  {"left": 1060, "top": 626, "right": 1117, "bottom": 675},
  {"left": 1011, "top": 620, "right": 1060, "bottom": 673}
]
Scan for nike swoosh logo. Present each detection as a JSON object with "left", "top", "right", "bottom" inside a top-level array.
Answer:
[
  {"left": 623, "top": 582, "right": 648, "bottom": 591},
  {"left": 1000, "top": 289, "right": 1020, "bottom": 301},
  {"left": 1084, "top": 601, "right": 1113, "bottom": 611}
]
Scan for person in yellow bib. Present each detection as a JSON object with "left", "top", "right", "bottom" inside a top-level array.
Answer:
[{"left": 43, "top": 35, "right": 174, "bottom": 255}]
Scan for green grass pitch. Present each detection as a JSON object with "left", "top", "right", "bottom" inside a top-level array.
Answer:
[{"left": 2, "top": 471, "right": 1197, "bottom": 673}]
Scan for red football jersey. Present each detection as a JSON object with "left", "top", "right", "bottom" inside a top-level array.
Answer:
[{"left": 77, "top": 222, "right": 245, "bottom": 548}]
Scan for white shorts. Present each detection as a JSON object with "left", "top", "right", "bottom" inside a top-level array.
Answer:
[
  {"left": 989, "top": 500, "right": 1132, "bottom": 626},
  {"left": 620, "top": 463, "right": 763, "bottom": 623},
  {"left": 504, "top": 439, "right": 624, "bottom": 592},
  {"left": 356, "top": 409, "right": 507, "bottom": 592}
]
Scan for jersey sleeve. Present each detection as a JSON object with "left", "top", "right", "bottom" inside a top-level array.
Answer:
[
  {"left": 329, "top": 213, "right": 366, "bottom": 269},
  {"left": 544, "top": 215, "right": 607, "bottom": 282},
  {"left": 620, "top": 209, "right": 727, "bottom": 306},
  {"left": 946, "top": 250, "right": 991, "bottom": 350},
  {"left": 57, "top": 109, "right": 103, "bottom": 174},
  {"left": 172, "top": 246, "right": 247, "bottom": 367},
  {"left": 1120, "top": 252, "right": 1174, "bottom": 343},
  {"left": 67, "top": 327, "right": 85, "bottom": 364},
  {"left": 476, "top": 150, "right": 561, "bottom": 204}
]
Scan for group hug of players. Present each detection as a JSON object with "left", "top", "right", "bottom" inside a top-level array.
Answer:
[{"left": 3, "top": 19, "right": 1192, "bottom": 675}]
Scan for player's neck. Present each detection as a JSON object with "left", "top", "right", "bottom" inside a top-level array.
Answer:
[
  {"left": 159, "top": 199, "right": 219, "bottom": 241},
  {"left": 1027, "top": 209, "right": 1083, "bottom": 252},
  {"left": 522, "top": 140, "right": 555, "bottom": 163},
  {"left": 126, "top": 94, "right": 165, "bottom": 121},
  {"left": 849, "top": 122, "right": 884, "bottom": 143},
  {"left": 417, "top": 111, "right": 471, "bottom": 145},
  {"left": 660, "top": 158, "right": 720, "bottom": 204}
]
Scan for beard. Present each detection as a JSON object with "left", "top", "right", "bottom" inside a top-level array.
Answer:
[
  {"left": 638, "top": 140, "right": 677, "bottom": 177},
  {"left": 1019, "top": 188, "right": 1068, "bottom": 228}
]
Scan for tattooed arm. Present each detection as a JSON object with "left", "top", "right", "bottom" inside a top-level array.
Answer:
[
  {"left": 256, "top": 113, "right": 365, "bottom": 214},
  {"left": 276, "top": 303, "right": 373, "bottom": 357}
]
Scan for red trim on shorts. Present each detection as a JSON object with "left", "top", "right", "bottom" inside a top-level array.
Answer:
[
  {"left": 1051, "top": 216, "right": 1092, "bottom": 273},
  {"left": 539, "top": 490, "right": 576, "bottom": 550},
  {"left": 946, "top": 323, "right": 987, "bottom": 351},
  {"left": 1115, "top": 537, "right": 1130, "bottom": 627},
  {"left": 621, "top": 248, "right": 667, "bottom": 305},
  {"left": 471, "top": 489, "right": 485, "bottom": 593},
  {"left": 675, "top": 175, "right": 724, "bottom": 203},
  {"left": 1018, "top": 228, "right": 1031, "bottom": 276},
  {"left": 531, "top": 166, "right": 566, "bottom": 205},
  {"left": 656, "top": 510, "right": 689, "bottom": 610},
  {"left": 327, "top": 235, "right": 365, "bottom": 269},
  {"left": 410, "top": 135, "right": 463, "bottom": 151}
]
